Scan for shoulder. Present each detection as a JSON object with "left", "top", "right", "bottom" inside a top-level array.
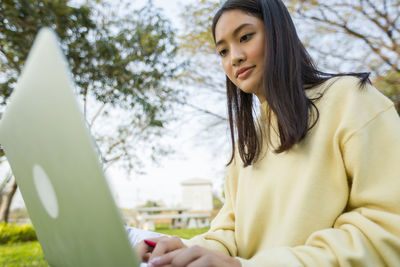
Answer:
[
  {"left": 319, "top": 76, "right": 392, "bottom": 107},
  {"left": 313, "top": 76, "right": 394, "bottom": 127},
  {"left": 308, "top": 76, "right": 395, "bottom": 140}
]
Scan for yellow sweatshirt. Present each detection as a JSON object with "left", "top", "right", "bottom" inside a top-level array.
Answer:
[{"left": 184, "top": 76, "right": 400, "bottom": 266}]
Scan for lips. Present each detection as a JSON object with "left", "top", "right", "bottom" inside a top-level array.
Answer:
[{"left": 236, "top": 66, "right": 255, "bottom": 79}]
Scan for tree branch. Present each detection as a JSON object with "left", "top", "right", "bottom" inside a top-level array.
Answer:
[
  {"left": 318, "top": 4, "right": 347, "bottom": 24},
  {"left": 383, "top": 0, "right": 389, "bottom": 15},
  {"left": 106, "top": 139, "right": 124, "bottom": 155},
  {"left": 299, "top": 11, "right": 399, "bottom": 72},
  {"left": 340, "top": 24, "right": 399, "bottom": 72},
  {"left": 364, "top": 0, "right": 386, "bottom": 18},
  {"left": 307, "top": 43, "right": 367, "bottom": 62},
  {"left": 104, "top": 154, "right": 123, "bottom": 165},
  {"left": 89, "top": 102, "right": 107, "bottom": 130},
  {"left": 175, "top": 99, "right": 227, "bottom": 121},
  {"left": 0, "top": 47, "right": 21, "bottom": 73},
  {"left": 353, "top": 7, "right": 397, "bottom": 52},
  {"left": 83, "top": 84, "right": 89, "bottom": 119},
  {"left": 365, "top": 0, "right": 399, "bottom": 35}
]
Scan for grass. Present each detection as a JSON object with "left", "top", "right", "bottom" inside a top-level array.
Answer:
[
  {"left": 0, "top": 225, "right": 209, "bottom": 266},
  {"left": 0, "top": 241, "right": 49, "bottom": 266},
  {"left": 153, "top": 224, "right": 209, "bottom": 239}
]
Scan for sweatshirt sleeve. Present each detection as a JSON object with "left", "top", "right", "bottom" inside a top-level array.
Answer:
[
  {"left": 183, "top": 161, "right": 239, "bottom": 256},
  {"left": 237, "top": 105, "right": 400, "bottom": 266}
]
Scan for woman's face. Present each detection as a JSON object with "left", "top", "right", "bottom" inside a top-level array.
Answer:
[{"left": 215, "top": 10, "right": 266, "bottom": 102}]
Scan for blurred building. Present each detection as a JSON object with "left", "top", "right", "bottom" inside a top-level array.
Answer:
[{"left": 181, "top": 178, "right": 212, "bottom": 211}]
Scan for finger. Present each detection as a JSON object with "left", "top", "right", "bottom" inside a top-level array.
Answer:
[
  {"left": 186, "top": 256, "right": 215, "bottom": 267},
  {"left": 136, "top": 236, "right": 167, "bottom": 261},
  {"left": 148, "top": 249, "right": 182, "bottom": 267},
  {"left": 151, "top": 245, "right": 204, "bottom": 267},
  {"left": 169, "top": 245, "right": 205, "bottom": 267},
  {"left": 140, "top": 236, "right": 170, "bottom": 258},
  {"left": 150, "top": 235, "right": 186, "bottom": 261},
  {"left": 188, "top": 250, "right": 241, "bottom": 267},
  {"left": 135, "top": 241, "right": 153, "bottom": 261},
  {"left": 143, "top": 252, "right": 151, "bottom": 262}
]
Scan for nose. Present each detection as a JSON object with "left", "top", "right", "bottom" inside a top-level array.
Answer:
[{"left": 231, "top": 45, "right": 246, "bottom": 66}]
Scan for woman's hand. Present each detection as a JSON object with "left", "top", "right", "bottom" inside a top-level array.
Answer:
[
  {"left": 147, "top": 245, "right": 242, "bottom": 267},
  {"left": 135, "top": 235, "right": 186, "bottom": 262}
]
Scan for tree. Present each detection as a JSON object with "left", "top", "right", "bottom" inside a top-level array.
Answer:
[
  {"left": 0, "top": 0, "right": 182, "bottom": 222},
  {"left": 179, "top": 0, "right": 225, "bottom": 105},
  {"left": 375, "top": 70, "right": 400, "bottom": 111},
  {"left": 178, "top": 0, "right": 228, "bottom": 144},
  {"left": 286, "top": 0, "right": 400, "bottom": 110},
  {"left": 212, "top": 192, "right": 223, "bottom": 210}
]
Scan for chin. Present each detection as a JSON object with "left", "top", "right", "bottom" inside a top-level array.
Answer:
[
  {"left": 240, "top": 88, "right": 254, "bottom": 94},
  {"left": 238, "top": 84, "right": 258, "bottom": 95}
]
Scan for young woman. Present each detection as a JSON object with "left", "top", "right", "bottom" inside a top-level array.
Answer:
[{"left": 135, "top": 0, "right": 400, "bottom": 266}]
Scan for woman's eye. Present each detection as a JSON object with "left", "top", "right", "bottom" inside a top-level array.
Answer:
[
  {"left": 219, "top": 49, "right": 228, "bottom": 57},
  {"left": 240, "top": 33, "right": 253, "bottom": 42}
]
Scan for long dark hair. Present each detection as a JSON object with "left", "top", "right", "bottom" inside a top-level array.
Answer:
[{"left": 212, "top": 0, "right": 370, "bottom": 167}]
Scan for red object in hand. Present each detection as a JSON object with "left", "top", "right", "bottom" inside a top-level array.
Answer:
[{"left": 144, "top": 239, "right": 157, "bottom": 248}]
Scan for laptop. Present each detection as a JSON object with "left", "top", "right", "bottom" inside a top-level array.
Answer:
[{"left": 0, "top": 28, "right": 141, "bottom": 266}]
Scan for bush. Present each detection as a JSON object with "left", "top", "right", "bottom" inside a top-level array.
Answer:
[{"left": 0, "top": 222, "right": 37, "bottom": 244}]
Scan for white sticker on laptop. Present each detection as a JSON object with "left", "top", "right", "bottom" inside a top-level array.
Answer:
[{"left": 33, "top": 164, "right": 59, "bottom": 219}]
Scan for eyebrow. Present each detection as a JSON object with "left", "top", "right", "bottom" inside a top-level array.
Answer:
[{"left": 215, "top": 23, "right": 254, "bottom": 47}]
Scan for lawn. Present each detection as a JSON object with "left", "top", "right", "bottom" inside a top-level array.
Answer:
[
  {"left": 152, "top": 224, "right": 209, "bottom": 239},
  {"left": 0, "top": 241, "right": 48, "bottom": 266},
  {"left": 0, "top": 226, "right": 209, "bottom": 266}
]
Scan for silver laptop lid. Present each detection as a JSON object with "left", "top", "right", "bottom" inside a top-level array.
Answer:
[{"left": 0, "top": 28, "right": 139, "bottom": 267}]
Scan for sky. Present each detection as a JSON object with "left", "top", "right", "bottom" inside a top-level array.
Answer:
[{"left": 10, "top": 0, "right": 229, "bottom": 210}]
